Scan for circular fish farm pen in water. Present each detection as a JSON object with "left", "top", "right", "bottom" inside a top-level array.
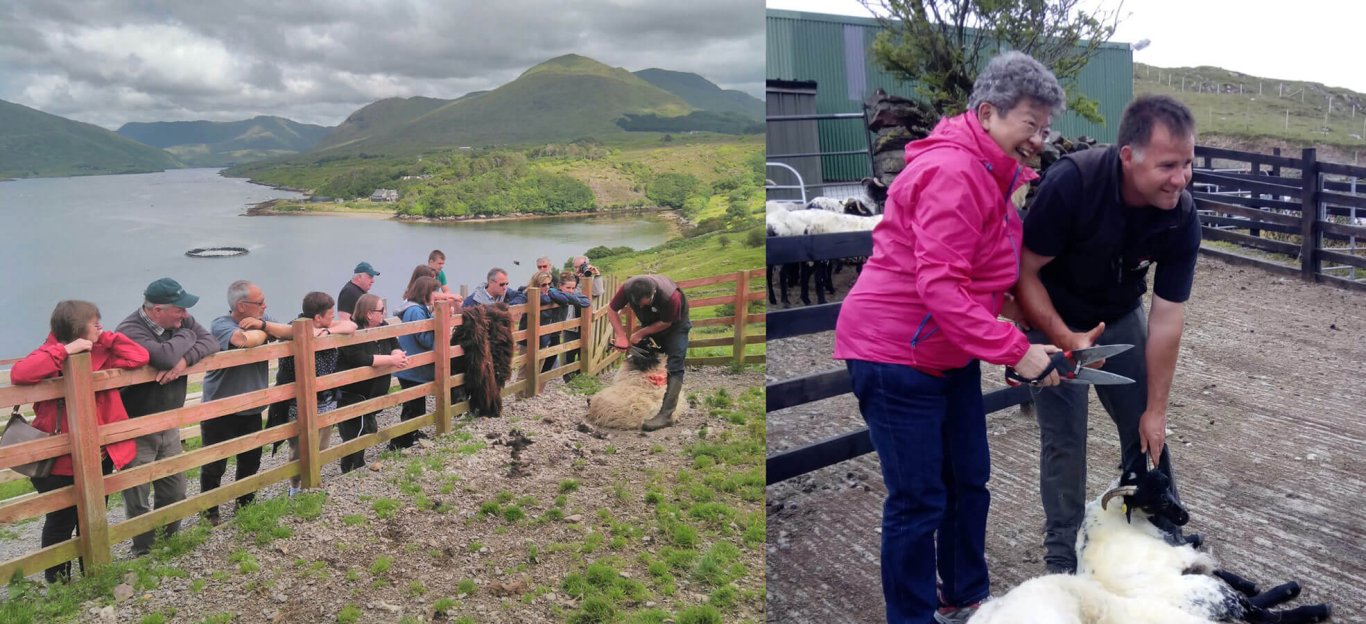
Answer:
[{"left": 186, "top": 247, "right": 248, "bottom": 258}]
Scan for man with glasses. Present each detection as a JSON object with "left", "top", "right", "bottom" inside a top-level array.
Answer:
[
  {"left": 200, "top": 280, "right": 296, "bottom": 525},
  {"left": 116, "top": 277, "right": 219, "bottom": 556},
  {"left": 462, "top": 267, "right": 528, "bottom": 308},
  {"left": 535, "top": 256, "right": 560, "bottom": 288}
]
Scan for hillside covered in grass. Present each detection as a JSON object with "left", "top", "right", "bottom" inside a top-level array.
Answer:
[
  {"left": 1136, "top": 63, "right": 1366, "bottom": 150},
  {"left": 0, "top": 99, "right": 182, "bottom": 179}
]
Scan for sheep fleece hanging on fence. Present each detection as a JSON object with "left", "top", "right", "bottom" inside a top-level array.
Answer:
[{"left": 456, "top": 304, "right": 514, "bottom": 417}]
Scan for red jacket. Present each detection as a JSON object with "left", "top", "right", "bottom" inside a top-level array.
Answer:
[
  {"left": 834, "top": 111, "right": 1034, "bottom": 373},
  {"left": 10, "top": 331, "right": 148, "bottom": 475}
]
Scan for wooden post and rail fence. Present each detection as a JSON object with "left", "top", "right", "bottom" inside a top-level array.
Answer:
[
  {"left": 0, "top": 269, "right": 763, "bottom": 582},
  {"left": 764, "top": 144, "right": 1366, "bottom": 484}
]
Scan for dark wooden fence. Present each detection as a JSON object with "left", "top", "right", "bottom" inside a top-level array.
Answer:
[
  {"left": 0, "top": 269, "right": 762, "bottom": 581},
  {"left": 1193, "top": 145, "right": 1366, "bottom": 290}
]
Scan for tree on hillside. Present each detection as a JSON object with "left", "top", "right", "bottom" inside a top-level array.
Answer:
[{"left": 861, "top": 0, "right": 1123, "bottom": 123}]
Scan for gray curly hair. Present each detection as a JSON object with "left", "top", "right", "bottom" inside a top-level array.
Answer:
[{"left": 967, "top": 51, "right": 1066, "bottom": 117}]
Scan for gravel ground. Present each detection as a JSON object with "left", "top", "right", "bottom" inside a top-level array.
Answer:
[
  {"left": 766, "top": 254, "right": 1366, "bottom": 623},
  {"left": 46, "top": 363, "right": 764, "bottom": 623}
]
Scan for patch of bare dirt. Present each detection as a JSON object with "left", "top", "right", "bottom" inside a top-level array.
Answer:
[
  {"left": 766, "top": 255, "right": 1366, "bottom": 622},
  {"left": 82, "top": 365, "right": 765, "bottom": 624}
]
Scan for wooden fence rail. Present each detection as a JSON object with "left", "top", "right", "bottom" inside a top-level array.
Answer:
[{"left": 0, "top": 269, "right": 760, "bottom": 582}]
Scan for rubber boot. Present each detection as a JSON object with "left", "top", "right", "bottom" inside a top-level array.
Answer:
[{"left": 642, "top": 374, "right": 684, "bottom": 432}]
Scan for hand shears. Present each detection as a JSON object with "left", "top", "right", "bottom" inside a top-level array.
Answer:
[{"left": 1006, "top": 344, "right": 1135, "bottom": 386}]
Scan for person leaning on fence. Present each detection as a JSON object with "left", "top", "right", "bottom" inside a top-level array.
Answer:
[
  {"left": 1015, "top": 94, "right": 1202, "bottom": 575},
  {"left": 522, "top": 270, "right": 589, "bottom": 387},
  {"left": 200, "top": 280, "right": 297, "bottom": 526},
  {"left": 605, "top": 274, "right": 691, "bottom": 432},
  {"left": 10, "top": 300, "right": 149, "bottom": 582},
  {"left": 116, "top": 277, "right": 219, "bottom": 557},
  {"left": 428, "top": 249, "right": 451, "bottom": 295},
  {"left": 270, "top": 292, "right": 357, "bottom": 495},
  {"left": 463, "top": 267, "right": 527, "bottom": 308},
  {"left": 394, "top": 276, "right": 443, "bottom": 449},
  {"left": 337, "top": 261, "right": 379, "bottom": 322},
  {"left": 831, "top": 51, "right": 1067, "bottom": 624},
  {"left": 336, "top": 293, "right": 408, "bottom": 473},
  {"left": 552, "top": 270, "right": 592, "bottom": 382}
]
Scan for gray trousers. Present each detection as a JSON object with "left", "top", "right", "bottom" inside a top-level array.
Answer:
[
  {"left": 121, "top": 428, "right": 187, "bottom": 555},
  {"left": 1028, "top": 305, "right": 1177, "bottom": 571}
]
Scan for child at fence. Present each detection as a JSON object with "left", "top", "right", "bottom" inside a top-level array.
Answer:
[
  {"left": 9, "top": 300, "right": 150, "bottom": 582},
  {"left": 268, "top": 292, "right": 356, "bottom": 495},
  {"left": 557, "top": 271, "right": 591, "bottom": 382},
  {"left": 336, "top": 293, "right": 408, "bottom": 473}
]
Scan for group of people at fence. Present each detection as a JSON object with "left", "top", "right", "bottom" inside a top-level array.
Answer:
[
  {"left": 5, "top": 246, "right": 696, "bottom": 585},
  {"left": 831, "top": 51, "right": 1202, "bottom": 623}
]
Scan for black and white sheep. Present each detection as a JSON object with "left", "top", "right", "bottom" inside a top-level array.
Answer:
[
  {"left": 765, "top": 205, "right": 882, "bottom": 306},
  {"left": 973, "top": 457, "right": 1332, "bottom": 624},
  {"left": 585, "top": 347, "right": 668, "bottom": 430}
]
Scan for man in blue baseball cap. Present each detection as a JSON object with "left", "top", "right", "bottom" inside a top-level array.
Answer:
[
  {"left": 337, "top": 262, "right": 379, "bottom": 322},
  {"left": 116, "top": 277, "right": 219, "bottom": 557}
]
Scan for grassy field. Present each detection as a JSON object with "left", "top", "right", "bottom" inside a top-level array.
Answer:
[{"left": 1137, "top": 63, "right": 1366, "bottom": 151}]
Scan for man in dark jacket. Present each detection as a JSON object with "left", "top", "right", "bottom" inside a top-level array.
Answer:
[
  {"left": 116, "top": 277, "right": 219, "bottom": 556},
  {"left": 606, "top": 274, "right": 691, "bottom": 431},
  {"left": 462, "top": 267, "right": 528, "bottom": 308},
  {"left": 1017, "top": 95, "right": 1202, "bottom": 574}
]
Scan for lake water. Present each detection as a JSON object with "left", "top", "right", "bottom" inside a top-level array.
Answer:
[{"left": 0, "top": 168, "right": 671, "bottom": 358}]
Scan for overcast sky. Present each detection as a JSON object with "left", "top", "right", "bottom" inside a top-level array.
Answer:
[
  {"left": 767, "top": 0, "right": 1366, "bottom": 94},
  {"left": 0, "top": 1, "right": 765, "bottom": 130}
]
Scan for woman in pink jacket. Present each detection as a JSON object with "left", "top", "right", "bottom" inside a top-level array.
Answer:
[
  {"left": 11, "top": 300, "right": 149, "bottom": 582},
  {"left": 833, "top": 51, "right": 1064, "bottom": 624}
]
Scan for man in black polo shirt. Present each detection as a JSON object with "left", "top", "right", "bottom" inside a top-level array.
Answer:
[
  {"left": 1016, "top": 95, "right": 1202, "bottom": 574},
  {"left": 337, "top": 262, "right": 379, "bottom": 322},
  {"left": 606, "top": 274, "right": 691, "bottom": 431}
]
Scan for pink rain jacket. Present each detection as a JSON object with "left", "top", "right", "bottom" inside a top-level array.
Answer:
[{"left": 834, "top": 111, "right": 1035, "bottom": 374}]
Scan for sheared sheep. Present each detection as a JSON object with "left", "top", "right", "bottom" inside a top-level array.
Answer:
[
  {"left": 585, "top": 347, "right": 668, "bottom": 430},
  {"left": 973, "top": 455, "right": 1332, "bottom": 624}
]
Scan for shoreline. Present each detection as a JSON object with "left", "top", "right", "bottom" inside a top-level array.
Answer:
[{"left": 245, "top": 198, "right": 685, "bottom": 231}]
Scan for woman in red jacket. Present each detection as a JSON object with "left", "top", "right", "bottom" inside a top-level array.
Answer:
[
  {"left": 833, "top": 51, "right": 1066, "bottom": 624},
  {"left": 10, "top": 300, "right": 149, "bottom": 582}
]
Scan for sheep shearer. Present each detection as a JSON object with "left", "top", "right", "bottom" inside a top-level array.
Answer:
[
  {"left": 606, "top": 274, "right": 691, "bottom": 432},
  {"left": 1016, "top": 94, "right": 1202, "bottom": 576},
  {"left": 336, "top": 261, "right": 379, "bottom": 322}
]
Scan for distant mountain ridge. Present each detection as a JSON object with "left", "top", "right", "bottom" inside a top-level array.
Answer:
[
  {"left": 0, "top": 99, "right": 181, "bottom": 179},
  {"left": 117, "top": 116, "right": 331, "bottom": 166},
  {"left": 311, "top": 55, "right": 762, "bottom": 154},
  {"left": 316, "top": 54, "right": 694, "bottom": 153},
  {"left": 633, "top": 68, "right": 763, "bottom": 121}
]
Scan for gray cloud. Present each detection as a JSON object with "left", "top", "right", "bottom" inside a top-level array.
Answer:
[{"left": 0, "top": 0, "right": 764, "bottom": 129}]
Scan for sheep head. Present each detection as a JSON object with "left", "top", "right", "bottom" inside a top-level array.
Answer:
[{"left": 1102, "top": 448, "right": 1189, "bottom": 527}]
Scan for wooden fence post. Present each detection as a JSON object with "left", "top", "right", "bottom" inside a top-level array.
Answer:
[
  {"left": 290, "top": 318, "right": 321, "bottom": 489},
  {"left": 524, "top": 287, "right": 541, "bottom": 398},
  {"left": 1300, "top": 148, "right": 1322, "bottom": 280},
  {"left": 433, "top": 299, "right": 454, "bottom": 435},
  {"left": 63, "top": 351, "right": 111, "bottom": 570},
  {"left": 731, "top": 271, "right": 749, "bottom": 367},
  {"left": 579, "top": 277, "right": 594, "bottom": 377}
]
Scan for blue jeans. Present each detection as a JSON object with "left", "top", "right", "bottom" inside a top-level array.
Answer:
[{"left": 847, "top": 359, "right": 991, "bottom": 624}]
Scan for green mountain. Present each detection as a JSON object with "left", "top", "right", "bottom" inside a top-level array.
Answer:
[
  {"left": 318, "top": 54, "right": 693, "bottom": 153},
  {"left": 0, "top": 99, "right": 181, "bottom": 179},
  {"left": 314, "top": 96, "right": 449, "bottom": 151},
  {"left": 116, "top": 116, "right": 331, "bottom": 167},
  {"left": 634, "top": 68, "right": 764, "bottom": 121}
]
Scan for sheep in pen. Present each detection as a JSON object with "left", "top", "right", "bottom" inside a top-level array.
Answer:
[{"left": 973, "top": 453, "right": 1333, "bottom": 623}]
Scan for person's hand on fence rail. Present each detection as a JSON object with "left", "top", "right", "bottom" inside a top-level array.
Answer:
[
  {"left": 387, "top": 349, "right": 409, "bottom": 369},
  {"left": 64, "top": 338, "right": 93, "bottom": 355},
  {"left": 156, "top": 357, "right": 189, "bottom": 385}
]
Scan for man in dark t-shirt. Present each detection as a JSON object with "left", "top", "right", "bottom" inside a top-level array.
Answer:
[
  {"left": 1017, "top": 95, "right": 1202, "bottom": 574},
  {"left": 607, "top": 274, "right": 691, "bottom": 431},
  {"left": 337, "top": 261, "right": 379, "bottom": 322}
]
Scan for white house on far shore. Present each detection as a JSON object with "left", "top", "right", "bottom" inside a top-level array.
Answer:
[{"left": 370, "top": 189, "right": 399, "bottom": 202}]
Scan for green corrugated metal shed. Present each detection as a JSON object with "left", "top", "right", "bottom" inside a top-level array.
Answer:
[{"left": 767, "top": 8, "right": 1134, "bottom": 181}]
